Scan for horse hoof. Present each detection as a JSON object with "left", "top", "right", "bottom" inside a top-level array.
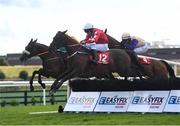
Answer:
[
  {"left": 30, "top": 86, "right": 34, "bottom": 91},
  {"left": 30, "top": 81, "right": 33, "bottom": 85},
  {"left": 42, "top": 84, "right": 46, "bottom": 89},
  {"left": 49, "top": 90, "right": 55, "bottom": 96}
]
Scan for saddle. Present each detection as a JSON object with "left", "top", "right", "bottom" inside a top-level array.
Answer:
[{"left": 89, "top": 51, "right": 110, "bottom": 65}]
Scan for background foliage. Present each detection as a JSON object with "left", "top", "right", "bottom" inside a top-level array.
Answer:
[{"left": 0, "top": 66, "right": 41, "bottom": 79}]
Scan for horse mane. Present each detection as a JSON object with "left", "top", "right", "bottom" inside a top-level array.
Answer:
[
  {"left": 106, "top": 34, "right": 123, "bottom": 49},
  {"left": 36, "top": 42, "right": 49, "bottom": 50},
  {"left": 65, "top": 33, "right": 80, "bottom": 44}
]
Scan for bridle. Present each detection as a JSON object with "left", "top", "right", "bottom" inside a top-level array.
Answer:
[{"left": 36, "top": 51, "right": 49, "bottom": 56}]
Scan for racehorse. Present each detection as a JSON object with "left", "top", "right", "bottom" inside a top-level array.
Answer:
[
  {"left": 20, "top": 38, "right": 114, "bottom": 91},
  {"left": 49, "top": 30, "right": 171, "bottom": 95},
  {"left": 105, "top": 33, "right": 175, "bottom": 79},
  {"left": 20, "top": 38, "right": 67, "bottom": 91}
]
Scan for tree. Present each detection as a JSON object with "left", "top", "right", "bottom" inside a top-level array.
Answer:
[
  {"left": 19, "top": 71, "right": 28, "bottom": 80},
  {"left": 0, "top": 58, "right": 8, "bottom": 66},
  {"left": 0, "top": 71, "right": 6, "bottom": 80}
]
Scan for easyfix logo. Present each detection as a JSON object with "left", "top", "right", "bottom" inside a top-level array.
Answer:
[
  {"left": 68, "top": 96, "right": 96, "bottom": 105},
  {"left": 98, "top": 96, "right": 128, "bottom": 105},
  {"left": 168, "top": 96, "right": 180, "bottom": 104},
  {"left": 132, "top": 95, "right": 164, "bottom": 105}
]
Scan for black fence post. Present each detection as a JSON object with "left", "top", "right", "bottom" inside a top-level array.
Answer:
[{"left": 24, "top": 91, "right": 27, "bottom": 106}]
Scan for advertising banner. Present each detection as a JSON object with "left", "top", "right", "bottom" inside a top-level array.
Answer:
[
  {"left": 127, "top": 91, "right": 169, "bottom": 112},
  {"left": 64, "top": 92, "right": 100, "bottom": 112},
  {"left": 164, "top": 90, "right": 180, "bottom": 112},
  {"left": 94, "top": 91, "right": 133, "bottom": 112}
]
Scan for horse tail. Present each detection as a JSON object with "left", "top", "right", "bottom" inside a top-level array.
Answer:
[{"left": 160, "top": 60, "right": 176, "bottom": 78}]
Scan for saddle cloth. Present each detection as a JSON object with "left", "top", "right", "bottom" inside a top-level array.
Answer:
[
  {"left": 97, "top": 51, "right": 110, "bottom": 64},
  {"left": 138, "top": 56, "right": 151, "bottom": 65},
  {"left": 89, "top": 51, "right": 110, "bottom": 64}
]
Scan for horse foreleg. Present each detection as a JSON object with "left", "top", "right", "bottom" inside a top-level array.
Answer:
[
  {"left": 30, "top": 70, "right": 39, "bottom": 91},
  {"left": 38, "top": 69, "right": 46, "bottom": 89},
  {"left": 56, "top": 70, "right": 79, "bottom": 91},
  {"left": 49, "top": 69, "right": 73, "bottom": 95}
]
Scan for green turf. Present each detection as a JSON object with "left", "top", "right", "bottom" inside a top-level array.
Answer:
[{"left": 0, "top": 105, "right": 180, "bottom": 125}]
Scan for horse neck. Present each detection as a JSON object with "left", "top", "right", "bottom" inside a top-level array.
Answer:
[
  {"left": 35, "top": 44, "right": 67, "bottom": 67},
  {"left": 64, "top": 36, "right": 81, "bottom": 55},
  {"left": 34, "top": 44, "right": 50, "bottom": 61},
  {"left": 107, "top": 34, "right": 122, "bottom": 49}
]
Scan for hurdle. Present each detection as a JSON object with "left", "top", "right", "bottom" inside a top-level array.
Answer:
[{"left": 64, "top": 77, "right": 180, "bottom": 113}]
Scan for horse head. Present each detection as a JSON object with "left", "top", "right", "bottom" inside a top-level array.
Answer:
[
  {"left": 49, "top": 30, "right": 80, "bottom": 54},
  {"left": 49, "top": 30, "right": 68, "bottom": 51},
  {"left": 20, "top": 38, "right": 48, "bottom": 62}
]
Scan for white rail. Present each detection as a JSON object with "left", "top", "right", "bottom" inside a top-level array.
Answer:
[
  {"left": 0, "top": 80, "right": 54, "bottom": 87},
  {"left": 0, "top": 80, "right": 69, "bottom": 106}
]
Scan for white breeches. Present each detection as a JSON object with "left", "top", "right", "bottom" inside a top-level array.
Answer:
[
  {"left": 85, "top": 43, "right": 109, "bottom": 52},
  {"left": 134, "top": 43, "right": 149, "bottom": 54}
]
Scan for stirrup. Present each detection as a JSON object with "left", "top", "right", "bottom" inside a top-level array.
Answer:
[{"left": 92, "top": 60, "right": 98, "bottom": 64}]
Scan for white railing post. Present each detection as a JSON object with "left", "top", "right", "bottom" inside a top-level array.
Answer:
[
  {"left": 66, "top": 83, "right": 71, "bottom": 99},
  {"left": 43, "top": 89, "right": 46, "bottom": 106},
  {"left": 173, "top": 65, "right": 177, "bottom": 76}
]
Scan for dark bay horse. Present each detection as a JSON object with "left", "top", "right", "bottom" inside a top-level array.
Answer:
[
  {"left": 48, "top": 30, "right": 157, "bottom": 94},
  {"left": 49, "top": 30, "right": 176, "bottom": 94},
  {"left": 20, "top": 39, "right": 67, "bottom": 91},
  {"left": 20, "top": 38, "right": 114, "bottom": 91},
  {"left": 106, "top": 33, "right": 175, "bottom": 79}
]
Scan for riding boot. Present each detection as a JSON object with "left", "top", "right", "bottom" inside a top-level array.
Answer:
[
  {"left": 91, "top": 50, "right": 98, "bottom": 64},
  {"left": 126, "top": 50, "right": 147, "bottom": 75}
]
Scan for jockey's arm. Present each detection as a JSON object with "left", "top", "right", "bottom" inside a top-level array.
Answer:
[
  {"left": 93, "top": 31, "right": 101, "bottom": 43},
  {"left": 125, "top": 39, "right": 138, "bottom": 50},
  {"left": 120, "top": 40, "right": 127, "bottom": 48},
  {"left": 84, "top": 34, "right": 95, "bottom": 43},
  {"left": 80, "top": 40, "right": 85, "bottom": 44}
]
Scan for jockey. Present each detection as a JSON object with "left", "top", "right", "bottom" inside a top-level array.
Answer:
[
  {"left": 121, "top": 32, "right": 149, "bottom": 54},
  {"left": 121, "top": 32, "right": 149, "bottom": 76},
  {"left": 81, "top": 23, "right": 109, "bottom": 63}
]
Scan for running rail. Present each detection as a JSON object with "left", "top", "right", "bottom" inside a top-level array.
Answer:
[{"left": 138, "top": 55, "right": 180, "bottom": 66}]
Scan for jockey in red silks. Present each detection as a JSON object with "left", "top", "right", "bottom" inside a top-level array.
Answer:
[{"left": 81, "top": 23, "right": 109, "bottom": 63}]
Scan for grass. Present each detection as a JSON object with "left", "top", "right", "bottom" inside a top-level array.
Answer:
[
  {"left": 0, "top": 65, "right": 41, "bottom": 79},
  {"left": 0, "top": 105, "right": 180, "bottom": 125}
]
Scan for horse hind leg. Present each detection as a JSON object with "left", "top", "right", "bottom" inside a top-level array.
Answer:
[
  {"left": 49, "top": 68, "right": 73, "bottom": 95},
  {"left": 38, "top": 69, "right": 46, "bottom": 89},
  {"left": 50, "top": 69, "right": 82, "bottom": 96}
]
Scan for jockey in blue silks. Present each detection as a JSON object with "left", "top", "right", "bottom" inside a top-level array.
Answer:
[
  {"left": 120, "top": 32, "right": 149, "bottom": 76},
  {"left": 121, "top": 32, "right": 149, "bottom": 54}
]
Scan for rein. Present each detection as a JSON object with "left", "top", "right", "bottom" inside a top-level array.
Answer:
[
  {"left": 47, "top": 57, "right": 60, "bottom": 61},
  {"left": 36, "top": 50, "right": 60, "bottom": 61},
  {"left": 37, "top": 51, "right": 49, "bottom": 56},
  {"left": 63, "top": 40, "right": 89, "bottom": 59},
  {"left": 67, "top": 43, "right": 80, "bottom": 47}
]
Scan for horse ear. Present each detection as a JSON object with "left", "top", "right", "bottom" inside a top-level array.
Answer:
[
  {"left": 30, "top": 38, "right": 33, "bottom": 42},
  {"left": 34, "top": 39, "right": 38, "bottom": 43},
  {"left": 63, "top": 30, "right": 68, "bottom": 34}
]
